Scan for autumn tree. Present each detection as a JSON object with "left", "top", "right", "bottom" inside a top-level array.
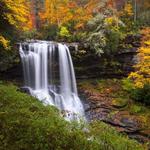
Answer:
[
  {"left": 30, "top": 0, "right": 44, "bottom": 29},
  {"left": 40, "top": 0, "right": 73, "bottom": 26},
  {"left": 0, "top": 0, "right": 33, "bottom": 71},
  {"left": 39, "top": 0, "right": 99, "bottom": 40},
  {"left": 0, "top": 0, "right": 32, "bottom": 49}
]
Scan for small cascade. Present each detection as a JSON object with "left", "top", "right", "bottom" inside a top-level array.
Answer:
[{"left": 19, "top": 40, "right": 84, "bottom": 120}]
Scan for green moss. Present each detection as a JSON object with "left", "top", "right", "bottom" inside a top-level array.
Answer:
[
  {"left": 0, "top": 83, "right": 146, "bottom": 150},
  {"left": 112, "top": 98, "right": 128, "bottom": 108},
  {"left": 130, "top": 105, "right": 143, "bottom": 114}
]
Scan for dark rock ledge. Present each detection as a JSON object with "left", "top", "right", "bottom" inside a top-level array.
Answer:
[{"left": 79, "top": 89, "right": 150, "bottom": 144}]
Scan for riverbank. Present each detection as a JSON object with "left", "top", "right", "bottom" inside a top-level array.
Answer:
[{"left": 78, "top": 79, "right": 150, "bottom": 145}]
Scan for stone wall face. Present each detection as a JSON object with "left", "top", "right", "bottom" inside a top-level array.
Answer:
[
  {"left": 73, "top": 50, "right": 139, "bottom": 79},
  {"left": 0, "top": 35, "right": 141, "bottom": 80},
  {"left": 70, "top": 35, "right": 142, "bottom": 79}
]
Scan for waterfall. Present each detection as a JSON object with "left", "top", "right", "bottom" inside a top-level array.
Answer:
[{"left": 19, "top": 40, "right": 84, "bottom": 120}]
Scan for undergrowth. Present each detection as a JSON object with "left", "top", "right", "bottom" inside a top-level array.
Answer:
[{"left": 0, "top": 82, "right": 146, "bottom": 150}]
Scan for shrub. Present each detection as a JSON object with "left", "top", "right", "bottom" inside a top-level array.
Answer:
[
  {"left": 127, "top": 28, "right": 150, "bottom": 105},
  {"left": 122, "top": 79, "right": 150, "bottom": 105},
  {"left": 86, "top": 14, "right": 106, "bottom": 56},
  {"left": 131, "top": 84, "right": 150, "bottom": 105},
  {"left": 58, "top": 26, "right": 71, "bottom": 39}
]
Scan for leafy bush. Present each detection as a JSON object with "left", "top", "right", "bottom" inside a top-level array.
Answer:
[
  {"left": 104, "top": 17, "right": 125, "bottom": 54},
  {"left": 126, "top": 28, "right": 150, "bottom": 105},
  {"left": 0, "top": 83, "right": 145, "bottom": 150},
  {"left": 58, "top": 26, "right": 71, "bottom": 39},
  {"left": 105, "top": 29, "right": 121, "bottom": 54},
  {"left": 131, "top": 84, "right": 150, "bottom": 105},
  {"left": 85, "top": 10, "right": 133, "bottom": 56},
  {"left": 122, "top": 78, "right": 134, "bottom": 92},
  {"left": 57, "top": 26, "right": 72, "bottom": 42},
  {"left": 122, "top": 79, "right": 150, "bottom": 105},
  {"left": 86, "top": 14, "right": 107, "bottom": 56}
]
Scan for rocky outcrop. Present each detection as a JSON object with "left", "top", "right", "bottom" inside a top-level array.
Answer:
[
  {"left": 0, "top": 35, "right": 142, "bottom": 80},
  {"left": 79, "top": 88, "right": 150, "bottom": 144},
  {"left": 70, "top": 34, "right": 142, "bottom": 79}
]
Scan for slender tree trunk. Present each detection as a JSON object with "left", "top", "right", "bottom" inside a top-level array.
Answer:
[{"left": 134, "top": 0, "right": 137, "bottom": 22}]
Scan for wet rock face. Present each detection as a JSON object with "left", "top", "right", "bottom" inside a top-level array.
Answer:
[
  {"left": 79, "top": 89, "right": 150, "bottom": 144},
  {"left": 70, "top": 34, "right": 142, "bottom": 79},
  {"left": 73, "top": 51, "right": 140, "bottom": 79},
  {"left": 19, "top": 87, "right": 31, "bottom": 94}
]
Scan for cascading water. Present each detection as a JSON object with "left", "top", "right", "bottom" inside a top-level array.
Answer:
[{"left": 19, "top": 40, "right": 84, "bottom": 120}]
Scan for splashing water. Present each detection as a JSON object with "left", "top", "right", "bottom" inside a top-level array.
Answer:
[{"left": 19, "top": 40, "right": 84, "bottom": 120}]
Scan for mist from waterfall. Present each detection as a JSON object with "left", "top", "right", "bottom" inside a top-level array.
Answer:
[{"left": 19, "top": 41, "right": 84, "bottom": 120}]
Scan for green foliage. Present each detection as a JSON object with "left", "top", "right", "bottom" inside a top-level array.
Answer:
[
  {"left": 85, "top": 11, "right": 134, "bottom": 55},
  {"left": 20, "top": 29, "right": 38, "bottom": 40},
  {"left": 122, "top": 79, "right": 150, "bottom": 105},
  {"left": 122, "top": 78, "right": 134, "bottom": 92},
  {"left": 40, "top": 24, "right": 59, "bottom": 40},
  {"left": 86, "top": 14, "right": 107, "bottom": 55},
  {"left": 105, "top": 29, "right": 120, "bottom": 53},
  {"left": 89, "top": 121, "right": 144, "bottom": 150},
  {"left": 58, "top": 26, "right": 71, "bottom": 39},
  {"left": 131, "top": 84, "right": 150, "bottom": 105},
  {"left": 0, "top": 83, "right": 144, "bottom": 150},
  {"left": 130, "top": 105, "right": 142, "bottom": 114},
  {"left": 112, "top": 98, "right": 128, "bottom": 108}
]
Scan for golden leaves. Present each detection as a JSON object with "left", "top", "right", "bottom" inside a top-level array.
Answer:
[
  {"left": 128, "top": 28, "right": 150, "bottom": 88},
  {"left": 1, "top": 0, "right": 32, "bottom": 31},
  {"left": 0, "top": 36, "right": 10, "bottom": 50}
]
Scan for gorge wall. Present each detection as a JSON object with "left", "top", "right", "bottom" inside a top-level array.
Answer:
[
  {"left": 71, "top": 34, "right": 141, "bottom": 79},
  {"left": 0, "top": 35, "right": 141, "bottom": 80}
]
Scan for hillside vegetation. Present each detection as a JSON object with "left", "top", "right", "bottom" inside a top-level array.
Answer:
[{"left": 0, "top": 82, "right": 146, "bottom": 150}]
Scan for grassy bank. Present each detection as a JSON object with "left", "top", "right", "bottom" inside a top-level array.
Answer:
[{"left": 0, "top": 81, "right": 147, "bottom": 150}]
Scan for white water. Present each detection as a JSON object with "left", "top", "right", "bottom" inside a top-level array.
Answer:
[{"left": 19, "top": 40, "right": 84, "bottom": 120}]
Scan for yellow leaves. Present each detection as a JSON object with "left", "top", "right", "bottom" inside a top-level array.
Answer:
[
  {"left": 1, "top": 0, "right": 32, "bottom": 31},
  {"left": 0, "top": 36, "right": 10, "bottom": 50},
  {"left": 128, "top": 28, "right": 150, "bottom": 88},
  {"left": 104, "top": 17, "right": 119, "bottom": 27},
  {"left": 105, "top": 17, "right": 114, "bottom": 25},
  {"left": 119, "top": 2, "right": 133, "bottom": 20},
  {"left": 0, "top": 0, "right": 33, "bottom": 52},
  {"left": 124, "top": 3, "right": 133, "bottom": 16},
  {"left": 128, "top": 72, "right": 146, "bottom": 88},
  {"left": 59, "top": 26, "right": 70, "bottom": 38},
  {"left": 144, "top": 41, "right": 150, "bottom": 46},
  {"left": 139, "top": 47, "right": 150, "bottom": 54}
]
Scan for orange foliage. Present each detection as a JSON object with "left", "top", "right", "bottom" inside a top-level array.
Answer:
[{"left": 40, "top": 0, "right": 98, "bottom": 30}]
